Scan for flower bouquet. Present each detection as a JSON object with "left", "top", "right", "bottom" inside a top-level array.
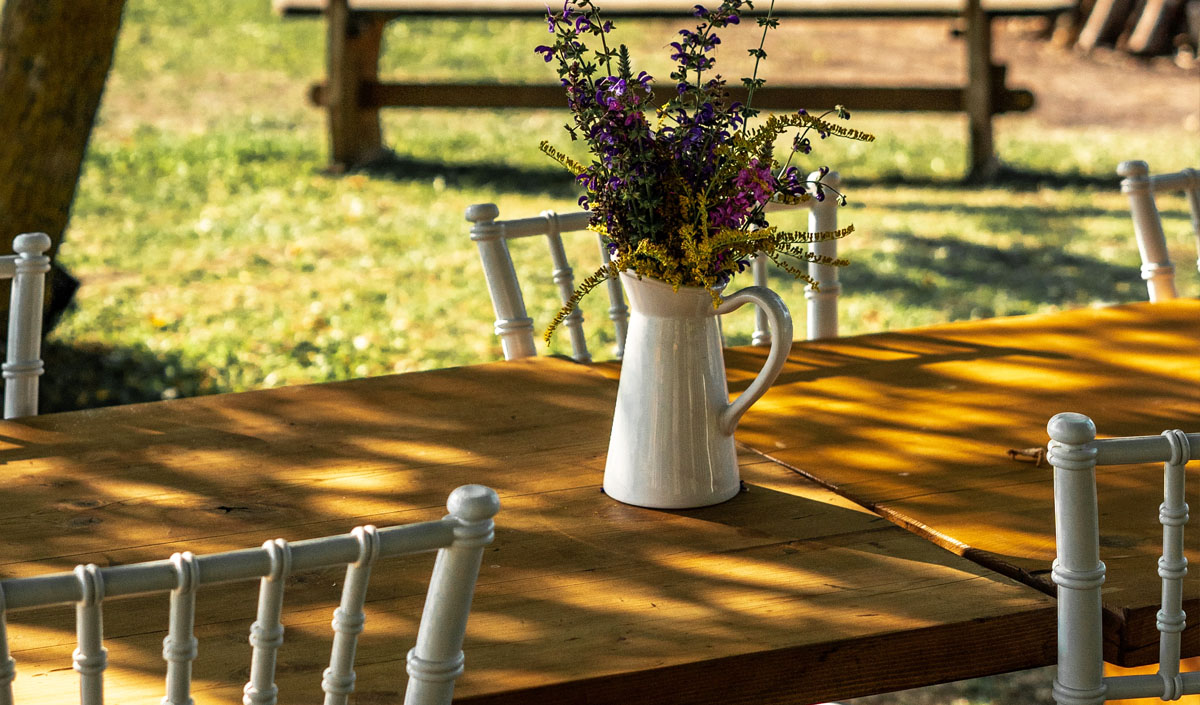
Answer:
[
  {"left": 536, "top": 0, "right": 875, "bottom": 340},
  {"left": 536, "top": 0, "right": 875, "bottom": 509}
]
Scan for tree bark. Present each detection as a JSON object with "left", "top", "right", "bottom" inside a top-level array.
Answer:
[{"left": 0, "top": 0, "right": 127, "bottom": 322}]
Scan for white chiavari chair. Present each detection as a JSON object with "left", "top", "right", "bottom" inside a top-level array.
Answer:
[
  {"left": 467, "top": 170, "right": 843, "bottom": 362},
  {"left": 1047, "top": 413, "right": 1199, "bottom": 704},
  {"left": 1, "top": 233, "right": 52, "bottom": 419},
  {"left": 0, "top": 484, "right": 499, "bottom": 705},
  {"left": 1117, "top": 161, "right": 1200, "bottom": 302}
]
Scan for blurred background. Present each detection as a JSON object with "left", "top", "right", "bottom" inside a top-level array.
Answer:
[{"left": 1, "top": 1, "right": 1193, "bottom": 418}]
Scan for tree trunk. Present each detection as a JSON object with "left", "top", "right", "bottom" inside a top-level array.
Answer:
[{"left": 0, "top": 0, "right": 127, "bottom": 324}]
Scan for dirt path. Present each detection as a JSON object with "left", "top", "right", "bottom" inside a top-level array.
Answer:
[{"left": 762, "top": 16, "right": 1199, "bottom": 132}]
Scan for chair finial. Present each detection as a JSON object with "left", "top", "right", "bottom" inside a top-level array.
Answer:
[
  {"left": 1117, "top": 160, "right": 1149, "bottom": 179},
  {"left": 465, "top": 203, "right": 500, "bottom": 223},
  {"left": 447, "top": 484, "right": 500, "bottom": 523},
  {"left": 12, "top": 232, "right": 51, "bottom": 257},
  {"left": 1047, "top": 412, "right": 1096, "bottom": 446}
]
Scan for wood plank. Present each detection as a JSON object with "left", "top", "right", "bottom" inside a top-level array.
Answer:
[
  {"left": 727, "top": 299, "right": 1200, "bottom": 666},
  {"left": 308, "top": 80, "right": 1034, "bottom": 113},
  {"left": 275, "top": 0, "right": 1076, "bottom": 19},
  {"left": 0, "top": 355, "right": 1054, "bottom": 704}
]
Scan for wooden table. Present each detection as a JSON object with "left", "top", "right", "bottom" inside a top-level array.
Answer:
[
  {"left": 1, "top": 356, "right": 1054, "bottom": 703},
  {"left": 272, "top": 0, "right": 1073, "bottom": 178},
  {"left": 724, "top": 298, "right": 1200, "bottom": 668},
  {"left": 7, "top": 299, "right": 1194, "bottom": 703}
]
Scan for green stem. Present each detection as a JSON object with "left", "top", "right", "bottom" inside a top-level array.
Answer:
[
  {"left": 590, "top": 3, "right": 615, "bottom": 76},
  {"left": 741, "top": 0, "right": 777, "bottom": 133}
]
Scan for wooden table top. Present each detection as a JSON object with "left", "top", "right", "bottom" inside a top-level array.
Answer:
[
  {"left": 724, "top": 298, "right": 1200, "bottom": 667},
  {"left": 0, "top": 356, "right": 1053, "bottom": 704}
]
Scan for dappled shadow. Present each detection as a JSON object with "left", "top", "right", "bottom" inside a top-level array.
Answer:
[
  {"left": 731, "top": 299, "right": 1200, "bottom": 667},
  {"left": 352, "top": 151, "right": 1138, "bottom": 196},
  {"left": 0, "top": 355, "right": 1054, "bottom": 704},
  {"left": 38, "top": 339, "right": 217, "bottom": 414},
  {"left": 847, "top": 165, "right": 1122, "bottom": 191},
  {"left": 355, "top": 152, "right": 578, "bottom": 197},
  {"left": 357, "top": 153, "right": 1129, "bottom": 195},
  {"left": 876, "top": 198, "right": 1131, "bottom": 221},
  {"left": 757, "top": 229, "right": 1144, "bottom": 317}
]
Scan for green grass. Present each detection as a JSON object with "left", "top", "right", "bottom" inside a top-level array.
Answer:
[{"left": 41, "top": 0, "right": 1200, "bottom": 413}]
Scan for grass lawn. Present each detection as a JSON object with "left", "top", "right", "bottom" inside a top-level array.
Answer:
[{"left": 42, "top": 1, "right": 1199, "bottom": 417}]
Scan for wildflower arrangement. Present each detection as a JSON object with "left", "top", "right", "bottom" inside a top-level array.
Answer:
[{"left": 535, "top": 0, "right": 874, "bottom": 339}]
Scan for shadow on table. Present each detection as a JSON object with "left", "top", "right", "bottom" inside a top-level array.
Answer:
[
  {"left": 727, "top": 301, "right": 1200, "bottom": 667},
  {"left": 0, "top": 355, "right": 1054, "bottom": 703}
]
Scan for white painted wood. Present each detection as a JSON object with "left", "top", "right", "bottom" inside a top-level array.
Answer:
[
  {"left": 1157, "top": 168, "right": 1200, "bottom": 282},
  {"left": 1047, "top": 413, "right": 1198, "bottom": 704},
  {"left": 162, "top": 552, "right": 199, "bottom": 705},
  {"left": 242, "top": 539, "right": 291, "bottom": 705},
  {"left": 468, "top": 204, "right": 625, "bottom": 362},
  {"left": 2, "top": 233, "right": 51, "bottom": 419},
  {"left": 470, "top": 184, "right": 840, "bottom": 360},
  {"left": 597, "top": 235, "right": 629, "bottom": 359},
  {"left": 0, "top": 486, "right": 499, "bottom": 705},
  {"left": 405, "top": 485, "right": 500, "bottom": 705},
  {"left": 603, "top": 272, "right": 792, "bottom": 509},
  {"left": 805, "top": 170, "right": 842, "bottom": 341},
  {"left": 1118, "top": 161, "right": 1200, "bottom": 302},
  {"left": 467, "top": 204, "right": 538, "bottom": 361},
  {"left": 73, "top": 565, "right": 107, "bottom": 705},
  {"left": 750, "top": 252, "right": 772, "bottom": 346},
  {"left": 542, "top": 211, "right": 591, "bottom": 363},
  {"left": 322, "top": 525, "right": 379, "bottom": 705},
  {"left": 745, "top": 183, "right": 843, "bottom": 347}
]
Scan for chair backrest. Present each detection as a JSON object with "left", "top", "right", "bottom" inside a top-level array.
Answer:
[
  {"left": 1117, "top": 161, "right": 1200, "bottom": 302},
  {"left": 0, "top": 484, "right": 499, "bottom": 705},
  {"left": 0, "top": 233, "right": 51, "bottom": 419},
  {"left": 1046, "top": 413, "right": 1199, "bottom": 704},
  {"left": 467, "top": 170, "right": 843, "bottom": 362}
]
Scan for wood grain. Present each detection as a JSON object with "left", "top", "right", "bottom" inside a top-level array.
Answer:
[
  {"left": 730, "top": 299, "right": 1200, "bottom": 666},
  {"left": 0, "top": 356, "right": 1053, "bottom": 703}
]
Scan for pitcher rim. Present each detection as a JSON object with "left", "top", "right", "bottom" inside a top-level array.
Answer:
[{"left": 618, "top": 269, "right": 728, "bottom": 296}]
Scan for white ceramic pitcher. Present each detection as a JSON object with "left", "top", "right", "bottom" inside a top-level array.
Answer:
[{"left": 603, "top": 271, "right": 793, "bottom": 509}]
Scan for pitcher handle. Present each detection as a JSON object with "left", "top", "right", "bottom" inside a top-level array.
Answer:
[{"left": 715, "top": 286, "right": 794, "bottom": 436}]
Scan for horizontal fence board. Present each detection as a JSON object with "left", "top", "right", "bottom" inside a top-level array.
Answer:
[
  {"left": 309, "top": 81, "right": 1037, "bottom": 113},
  {"left": 276, "top": 0, "right": 1075, "bottom": 19}
]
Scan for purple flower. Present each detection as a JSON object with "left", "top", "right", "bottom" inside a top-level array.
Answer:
[{"left": 532, "top": 0, "right": 862, "bottom": 297}]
